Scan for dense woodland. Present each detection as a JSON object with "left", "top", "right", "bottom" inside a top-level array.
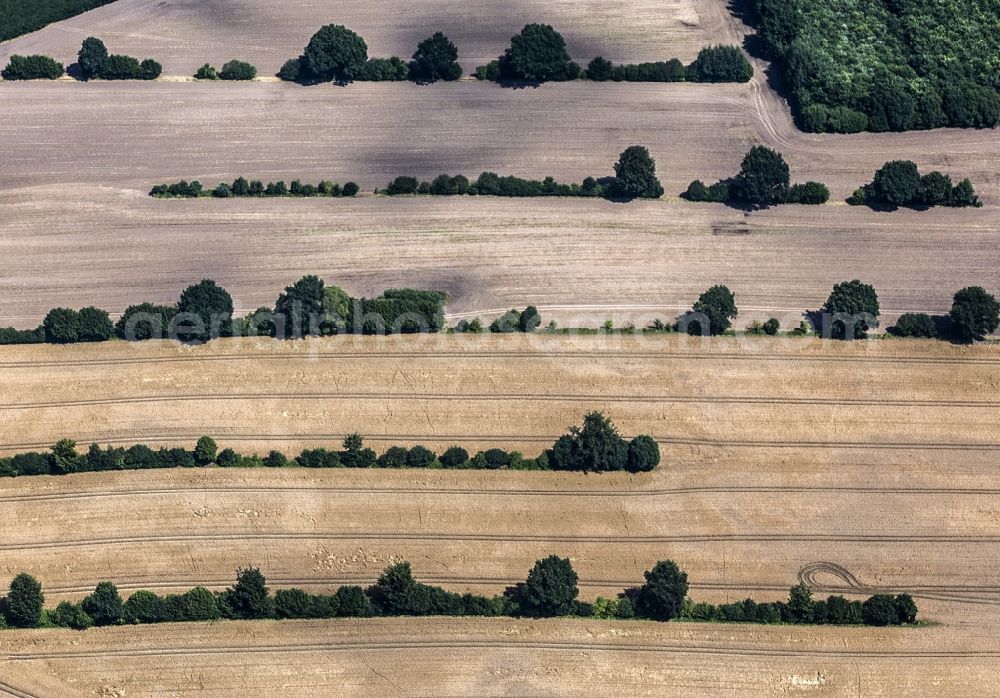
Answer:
[
  {"left": 0, "top": 0, "right": 117, "bottom": 43},
  {"left": 749, "top": 0, "right": 1000, "bottom": 133}
]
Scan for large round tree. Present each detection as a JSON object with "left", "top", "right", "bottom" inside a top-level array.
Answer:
[
  {"left": 732, "top": 146, "right": 790, "bottom": 207},
  {"left": 822, "top": 280, "right": 880, "bottom": 340},
  {"left": 502, "top": 24, "right": 578, "bottom": 82},
  {"left": 689, "top": 285, "right": 738, "bottom": 336},
  {"left": 177, "top": 279, "right": 233, "bottom": 342},
  {"left": 950, "top": 286, "right": 1000, "bottom": 342},
  {"left": 304, "top": 25, "right": 368, "bottom": 82},
  {"left": 517, "top": 555, "right": 579, "bottom": 617},
  {"left": 636, "top": 560, "right": 689, "bottom": 621},
  {"left": 611, "top": 145, "right": 664, "bottom": 200},
  {"left": 869, "top": 160, "right": 920, "bottom": 206},
  {"left": 6, "top": 573, "right": 44, "bottom": 628},
  {"left": 409, "top": 32, "right": 462, "bottom": 82}
]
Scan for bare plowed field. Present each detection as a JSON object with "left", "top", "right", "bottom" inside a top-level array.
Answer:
[
  {"left": 0, "top": 0, "right": 741, "bottom": 75},
  {"left": 3, "top": 617, "right": 1000, "bottom": 697}
]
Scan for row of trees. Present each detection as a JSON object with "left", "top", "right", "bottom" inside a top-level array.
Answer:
[
  {"left": 476, "top": 25, "right": 752, "bottom": 84},
  {"left": 194, "top": 60, "right": 257, "bottom": 81},
  {"left": 848, "top": 161, "right": 980, "bottom": 209},
  {"left": 678, "top": 281, "right": 999, "bottom": 342},
  {"left": 0, "top": 559, "right": 917, "bottom": 631},
  {"left": 150, "top": 178, "right": 360, "bottom": 198},
  {"left": 1, "top": 54, "right": 65, "bottom": 80},
  {"left": 0, "top": 413, "right": 660, "bottom": 479},
  {"left": 683, "top": 146, "right": 829, "bottom": 208},
  {"left": 585, "top": 46, "right": 753, "bottom": 84},
  {"left": 77, "top": 37, "right": 161, "bottom": 80},
  {"left": 279, "top": 28, "right": 462, "bottom": 84}
]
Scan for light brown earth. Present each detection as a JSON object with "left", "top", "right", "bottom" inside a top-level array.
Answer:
[{"left": 1, "top": 335, "right": 1000, "bottom": 695}]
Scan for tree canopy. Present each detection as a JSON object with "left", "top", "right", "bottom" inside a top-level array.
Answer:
[
  {"left": 517, "top": 555, "right": 579, "bottom": 617},
  {"left": 732, "top": 146, "right": 790, "bottom": 207},
  {"left": 410, "top": 32, "right": 462, "bottom": 82},
  {"left": 611, "top": 145, "right": 664, "bottom": 200},
  {"left": 636, "top": 561, "right": 689, "bottom": 621},
  {"left": 950, "top": 286, "right": 1000, "bottom": 342},
  {"left": 303, "top": 24, "right": 368, "bottom": 82},
  {"left": 501, "top": 24, "right": 580, "bottom": 82},
  {"left": 822, "top": 280, "right": 880, "bottom": 340},
  {"left": 689, "top": 285, "right": 738, "bottom": 336}
]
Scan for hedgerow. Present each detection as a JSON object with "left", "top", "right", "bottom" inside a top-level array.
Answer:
[
  {"left": 0, "top": 559, "right": 917, "bottom": 631},
  {"left": 0, "top": 413, "right": 656, "bottom": 478},
  {"left": 683, "top": 146, "right": 829, "bottom": 208},
  {"left": 1, "top": 54, "right": 64, "bottom": 80},
  {"left": 150, "top": 178, "right": 359, "bottom": 198},
  {"left": 77, "top": 37, "right": 160, "bottom": 80},
  {"left": 847, "top": 161, "right": 981, "bottom": 209}
]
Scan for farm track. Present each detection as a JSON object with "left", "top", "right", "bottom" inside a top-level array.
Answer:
[
  {"left": 8, "top": 638, "right": 1000, "bottom": 662},
  {"left": 0, "top": 683, "right": 38, "bottom": 698},
  {"left": 798, "top": 562, "right": 1000, "bottom": 606}
]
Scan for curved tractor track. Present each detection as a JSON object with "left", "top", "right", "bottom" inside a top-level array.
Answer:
[{"left": 798, "top": 562, "right": 1000, "bottom": 607}]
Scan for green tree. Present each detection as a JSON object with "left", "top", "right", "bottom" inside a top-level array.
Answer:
[
  {"left": 334, "top": 585, "right": 374, "bottom": 616},
  {"left": 862, "top": 594, "right": 898, "bottom": 626},
  {"left": 303, "top": 25, "right": 368, "bottom": 82},
  {"left": 43, "top": 307, "right": 81, "bottom": 343},
  {"left": 177, "top": 279, "right": 233, "bottom": 342},
  {"left": 194, "top": 63, "right": 218, "bottom": 80},
  {"left": 78, "top": 37, "right": 108, "bottom": 79},
  {"left": 732, "top": 146, "right": 790, "bottom": 207},
  {"left": 1, "top": 54, "right": 64, "bottom": 80},
  {"left": 219, "top": 60, "right": 257, "bottom": 80},
  {"left": 439, "top": 446, "right": 469, "bottom": 468},
  {"left": 951, "top": 287, "right": 999, "bottom": 342},
  {"left": 822, "top": 280, "right": 880, "bottom": 340},
  {"left": 78, "top": 306, "right": 114, "bottom": 342},
  {"left": 763, "top": 318, "right": 780, "bottom": 335},
  {"left": 82, "top": 581, "right": 123, "bottom": 626},
  {"left": 194, "top": 436, "right": 218, "bottom": 466},
  {"left": 918, "top": 171, "right": 953, "bottom": 206},
  {"left": 610, "top": 146, "right": 664, "bottom": 200},
  {"left": 502, "top": 24, "right": 579, "bottom": 82},
  {"left": 690, "top": 285, "right": 738, "bottom": 336},
  {"left": 406, "top": 446, "right": 436, "bottom": 468},
  {"left": 518, "top": 306, "right": 541, "bottom": 332},
  {"left": 275, "top": 275, "right": 326, "bottom": 338},
  {"left": 50, "top": 438, "right": 83, "bottom": 474},
  {"left": 123, "top": 590, "right": 165, "bottom": 624},
  {"left": 275, "top": 588, "right": 315, "bottom": 618},
  {"left": 787, "top": 583, "right": 814, "bottom": 623},
  {"left": 892, "top": 313, "right": 938, "bottom": 338},
  {"left": 367, "top": 562, "right": 431, "bottom": 615},
  {"left": 5, "top": 573, "right": 44, "bottom": 627},
  {"left": 894, "top": 594, "right": 918, "bottom": 624},
  {"left": 636, "top": 560, "right": 689, "bottom": 621},
  {"left": 626, "top": 435, "right": 660, "bottom": 472},
  {"left": 869, "top": 160, "right": 920, "bottom": 207},
  {"left": 518, "top": 555, "right": 579, "bottom": 617},
  {"left": 224, "top": 567, "right": 273, "bottom": 619},
  {"left": 548, "top": 412, "right": 628, "bottom": 472},
  {"left": 180, "top": 586, "right": 219, "bottom": 620},
  {"left": 586, "top": 56, "right": 614, "bottom": 81},
  {"left": 410, "top": 32, "right": 462, "bottom": 82},
  {"left": 688, "top": 45, "right": 753, "bottom": 83},
  {"left": 51, "top": 601, "right": 93, "bottom": 629}
]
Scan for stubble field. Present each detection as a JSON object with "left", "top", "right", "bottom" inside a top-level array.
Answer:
[{"left": 1, "top": 335, "right": 1000, "bottom": 695}]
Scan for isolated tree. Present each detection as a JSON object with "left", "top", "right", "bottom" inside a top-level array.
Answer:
[
  {"left": 732, "top": 146, "right": 790, "bottom": 206},
  {"left": 6, "top": 573, "right": 44, "bottom": 627},
  {"left": 82, "top": 581, "right": 124, "bottom": 626},
  {"left": 43, "top": 307, "right": 81, "bottom": 343},
  {"left": 861, "top": 594, "right": 898, "bottom": 626},
  {"left": 518, "top": 556, "right": 579, "bottom": 617},
  {"left": 636, "top": 561, "right": 689, "bottom": 621},
  {"left": 626, "top": 435, "right": 660, "bottom": 472},
  {"left": 409, "top": 32, "right": 462, "bottom": 82},
  {"left": 950, "top": 286, "right": 1000, "bottom": 342},
  {"left": 502, "top": 24, "right": 578, "bottom": 82},
  {"left": 822, "top": 280, "right": 880, "bottom": 340},
  {"left": 611, "top": 146, "right": 664, "bottom": 199},
  {"left": 275, "top": 275, "right": 326, "bottom": 338},
  {"left": 78, "top": 37, "right": 108, "bottom": 78},
  {"left": 689, "top": 285, "right": 737, "bottom": 336},
  {"left": 787, "top": 583, "right": 814, "bottom": 623},
  {"left": 77, "top": 306, "right": 114, "bottom": 342},
  {"left": 303, "top": 24, "right": 368, "bottom": 82},
  {"left": 869, "top": 160, "right": 920, "bottom": 207},
  {"left": 224, "top": 567, "right": 273, "bottom": 619},
  {"left": 194, "top": 436, "right": 218, "bottom": 466},
  {"left": 177, "top": 279, "right": 233, "bottom": 342}
]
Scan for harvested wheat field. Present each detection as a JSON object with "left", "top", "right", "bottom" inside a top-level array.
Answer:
[
  {"left": 1, "top": 336, "right": 1000, "bottom": 694},
  {"left": 0, "top": 0, "right": 741, "bottom": 76}
]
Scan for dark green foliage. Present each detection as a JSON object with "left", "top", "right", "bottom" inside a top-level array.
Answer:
[
  {"left": 377, "top": 446, "right": 409, "bottom": 468},
  {"left": 751, "top": 0, "right": 1000, "bottom": 133},
  {"left": 342, "top": 182, "right": 360, "bottom": 197},
  {"left": 50, "top": 601, "right": 93, "bottom": 629},
  {"left": 429, "top": 174, "right": 471, "bottom": 195},
  {"left": 687, "top": 45, "right": 753, "bottom": 83},
  {"left": 548, "top": 412, "right": 628, "bottom": 473},
  {"left": 386, "top": 176, "right": 419, "bottom": 195},
  {"left": 274, "top": 588, "right": 317, "bottom": 619},
  {"left": 6, "top": 573, "right": 44, "bottom": 627},
  {"left": 354, "top": 289, "right": 447, "bottom": 334},
  {"left": 474, "top": 61, "right": 503, "bottom": 81},
  {"left": 822, "top": 280, "right": 880, "bottom": 340},
  {"left": 610, "top": 146, "right": 664, "bottom": 200},
  {"left": 517, "top": 556, "right": 579, "bottom": 617},
  {"left": 274, "top": 275, "right": 325, "bottom": 338},
  {"left": 341, "top": 434, "right": 376, "bottom": 468},
  {"left": 82, "top": 581, "right": 123, "bottom": 626},
  {"left": 297, "top": 448, "right": 342, "bottom": 468},
  {"left": 50, "top": 439, "right": 83, "bottom": 474},
  {"left": 179, "top": 587, "right": 219, "bottom": 621},
  {"left": 682, "top": 180, "right": 729, "bottom": 203},
  {"left": 518, "top": 306, "right": 541, "bottom": 333},
  {"left": 871, "top": 160, "right": 921, "bottom": 206},
  {"left": 587, "top": 56, "right": 689, "bottom": 82},
  {"left": 1, "top": 1, "right": 118, "bottom": 42},
  {"left": 950, "top": 286, "right": 1000, "bottom": 342},
  {"left": 11, "top": 452, "right": 51, "bottom": 476},
  {"left": 43, "top": 307, "right": 81, "bottom": 344},
  {"left": 277, "top": 57, "right": 303, "bottom": 82},
  {"left": 123, "top": 590, "right": 164, "bottom": 624},
  {"left": 0, "top": 326, "right": 45, "bottom": 345},
  {"left": 406, "top": 446, "right": 437, "bottom": 468},
  {"left": 763, "top": 318, "right": 780, "bottom": 336},
  {"left": 303, "top": 24, "right": 368, "bottom": 83},
  {"left": 77, "top": 36, "right": 108, "bottom": 79},
  {"left": 891, "top": 313, "right": 938, "bottom": 338},
  {"left": 689, "top": 285, "right": 738, "bottom": 336},
  {"left": 334, "top": 585, "right": 374, "bottom": 616},
  {"left": 177, "top": 279, "right": 233, "bottom": 342},
  {"left": 918, "top": 171, "right": 952, "bottom": 206},
  {"left": 861, "top": 594, "right": 898, "bottom": 626},
  {"left": 482, "top": 448, "right": 511, "bottom": 470},
  {"left": 194, "top": 436, "right": 217, "bottom": 466},
  {"left": 496, "top": 24, "right": 580, "bottom": 83},
  {"left": 2, "top": 54, "right": 64, "bottom": 80},
  {"left": 439, "top": 446, "right": 470, "bottom": 468},
  {"left": 410, "top": 32, "right": 462, "bottom": 82},
  {"left": 626, "top": 435, "right": 660, "bottom": 473},
  {"left": 786, "top": 583, "right": 814, "bottom": 623},
  {"left": 151, "top": 178, "right": 353, "bottom": 199},
  {"left": 264, "top": 450, "right": 289, "bottom": 468},
  {"left": 98, "top": 53, "right": 160, "bottom": 80},
  {"left": 194, "top": 64, "right": 218, "bottom": 80},
  {"left": 357, "top": 57, "right": 409, "bottom": 81},
  {"left": 636, "top": 561, "right": 688, "bottom": 621},
  {"left": 894, "top": 594, "right": 918, "bottom": 624},
  {"left": 116, "top": 303, "right": 176, "bottom": 341},
  {"left": 786, "top": 181, "right": 830, "bottom": 204},
  {"left": 219, "top": 60, "right": 256, "bottom": 81},
  {"left": 586, "top": 57, "right": 614, "bottom": 81},
  {"left": 224, "top": 567, "right": 273, "bottom": 619},
  {"left": 856, "top": 161, "right": 980, "bottom": 209},
  {"left": 149, "top": 180, "right": 203, "bottom": 198},
  {"left": 732, "top": 146, "right": 790, "bottom": 207},
  {"left": 78, "top": 306, "right": 114, "bottom": 342}
]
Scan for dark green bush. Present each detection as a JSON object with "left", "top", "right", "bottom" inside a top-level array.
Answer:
[
  {"left": 2, "top": 54, "right": 64, "bottom": 80},
  {"left": 357, "top": 57, "right": 409, "bottom": 81},
  {"left": 410, "top": 32, "right": 462, "bottom": 82},
  {"left": 687, "top": 45, "right": 753, "bottom": 83},
  {"left": 891, "top": 313, "right": 938, "bottom": 338},
  {"left": 219, "top": 60, "right": 257, "bottom": 80}
]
